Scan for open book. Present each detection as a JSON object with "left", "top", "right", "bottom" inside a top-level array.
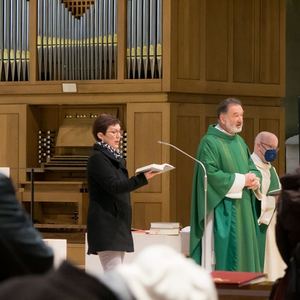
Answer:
[{"left": 135, "top": 163, "right": 175, "bottom": 174}]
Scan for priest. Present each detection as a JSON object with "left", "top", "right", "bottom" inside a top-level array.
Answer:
[
  {"left": 251, "top": 131, "right": 286, "bottom": 280},
  {"left": 190, "top": 98, "right": 265, "bottom": 272}
]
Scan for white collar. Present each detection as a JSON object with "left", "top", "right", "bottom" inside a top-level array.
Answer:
[
  {"left": 251, "top": 152, "right": 271, "bottom": 170},
  {"left": 215, "top": 124, "right": 235, "bottom": 136}
]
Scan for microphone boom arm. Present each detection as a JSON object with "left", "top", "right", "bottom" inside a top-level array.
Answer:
[{"left": 158, "top": 140, "right": 209, "bottom": 269}]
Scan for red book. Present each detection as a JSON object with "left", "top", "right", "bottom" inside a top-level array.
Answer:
[{"left": 211, "top": 271, "right": 266, "bottom": 287}]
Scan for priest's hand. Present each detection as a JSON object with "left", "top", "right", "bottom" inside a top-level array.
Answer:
[{"left": 245, "top": 173, "right": 260, "bottom": 190}]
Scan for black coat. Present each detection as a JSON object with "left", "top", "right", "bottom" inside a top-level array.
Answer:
[
  {"left": 87, "top": 143, "right": 148, "bottom": 254},
  {"left": 0, "top": 174, "right": 54, "bottom": 281}
]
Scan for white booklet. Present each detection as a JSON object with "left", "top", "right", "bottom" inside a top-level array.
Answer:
[
  {"left": 135, "top": 163, "right": 175, "bottom": 174},
  {"left": 0, "top": 167, "right": 10, "bottom": 177},
  {"left": 150, "top": 222, "right": 180, "bottom": 229}
]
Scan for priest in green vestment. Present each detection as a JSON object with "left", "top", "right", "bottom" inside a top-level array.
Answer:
[
  {"left": 251, "top": 131, "right": 286, "bottom": 280},
  {"left": 190, "top": 98, "right": 265, "bottom": 272}
]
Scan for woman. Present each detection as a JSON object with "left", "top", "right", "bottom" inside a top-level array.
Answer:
[{"left": 87, "top": 114, "right": 157, "bottom": 271}]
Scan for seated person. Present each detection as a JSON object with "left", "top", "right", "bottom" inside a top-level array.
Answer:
[
  {"left": 270, "top": 168, "right": 300, "bottom": 300},
  {"left": 0, "top": 245, "right": 218, "bottom": 300},
  {"left": 0, "top": 174, "right": 54, "bottom": 281}
]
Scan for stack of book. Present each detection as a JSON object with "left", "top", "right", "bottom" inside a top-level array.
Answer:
[{"left": 149, "top": 222, "right": 180, "bottom": 235}]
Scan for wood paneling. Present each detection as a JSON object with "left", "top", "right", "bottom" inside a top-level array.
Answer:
[
  {"left": 0, "top": 105, "right": 27, "bottom": 185},
  {"left": 134, "top": 112, "right": 163, "bottom": 193},
  {"left": 177, "top": 0, "right": 201, "bottom": 80},
  {"left": 259, "top": 0, "right": 281, "bottom": 84},
  {"left": 127, "top": 103, "right": 171, "bottom": 229},
  {"left": 206, "top": 0, "right": 229, "bottom": 82},
  {"left": 172, "top": 0, "right": 285, "bottom": 97},
  {"left": 174, "top": 115, "right": 201, "bottom": 226},
  {"left": 233, "top": 0, "right": 255, "bottom": 83},
  {"left": 0, "top": 114, "right": 19, "bottom": 168},
  {"left": 241, "top": 118, "right": 255, "bottom": 151},
  {"left": 133, "top": 202, "right": 162, "bottom": 230}
]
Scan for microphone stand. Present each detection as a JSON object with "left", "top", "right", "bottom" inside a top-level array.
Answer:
[{"left": 158, "top": 141, "right": 209, "bottom": 269}]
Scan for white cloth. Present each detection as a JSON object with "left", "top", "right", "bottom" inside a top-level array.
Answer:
[
  {"left": 251, "top": 153, "right": 276, "bottom": 225},
  {"left": 251, "top": 153, "right": 286, "bottom": 281},
  {"left": 226, "top": 173, "right": 245, "bottom": 199},
  {"left": 264, "top": 212, "right": 286, "bottom": 281},
  {"left": 116, "top": 245, "right": 218, "bottom": 300}
]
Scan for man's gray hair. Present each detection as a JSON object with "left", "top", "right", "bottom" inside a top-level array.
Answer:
[{"left": 217, "top": 98, "right": 242, "bottom": 118}]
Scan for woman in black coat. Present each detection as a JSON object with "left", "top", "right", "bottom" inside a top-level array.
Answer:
[{"left": 87, "top": 114, "right": 157, "bottom": 271}]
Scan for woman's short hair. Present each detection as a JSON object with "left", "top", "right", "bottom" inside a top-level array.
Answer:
[{"left": 92, "top": 114, "right": 121, "bottom": 141}]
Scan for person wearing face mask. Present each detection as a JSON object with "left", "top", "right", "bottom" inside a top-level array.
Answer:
[
  {"left": 251, "top": 131, "right": 286, "bottom": 281},
  {"left": 190, "top": 98, "right": 264, "bottom": 272},
  {"left": 87, "top": 114, "right": 159, "bottom": 271}
]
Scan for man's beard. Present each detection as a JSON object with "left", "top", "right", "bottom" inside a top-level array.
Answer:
[{"left": 227, "top": 124, "right": 243, "bottom": 134}]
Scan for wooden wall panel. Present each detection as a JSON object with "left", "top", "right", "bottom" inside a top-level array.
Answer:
[
  {"left": 134, "top": 112, "right": 163, "bottom": 193},
  {"left": 171, "top": 0, "right": 285, "bottom": 97},
  {"left": 0, "top": 114, "right": 19, "bottom": 182},
  {"left": 170, "top": 103, "right": 206, "bottom": 226},
  {"left": 174, "top": 116, "right": 201, "bottom": 226},
  {"left": 241, "top": 118, "right": 255, "bottom": 151},
  {"left": 177, "top": 0, "right": 201, "bottom": 80},
  {"left": 127, "top": 103, "right": 171, "bottom": 229},
  {"left": 0, "top": 105, "right": 27, "bottom": 185},
  {"left": 233, "top": 0, "right": 255, "bottom": 83},
  {"left": 133, "top": 202, "right": 162, "bottom": 229},
  {"left": 259, "top": 0, "right": 280, "bottom": 84},
  {"left": 206, "top": 0, "right": 229, "bottom": 81}
]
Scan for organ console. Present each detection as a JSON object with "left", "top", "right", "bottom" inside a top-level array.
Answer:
[{"left": 20, "top": 105, "right": 125, "bottom": 229}]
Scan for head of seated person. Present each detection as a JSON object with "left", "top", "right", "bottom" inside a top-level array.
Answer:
[
  {"left": 103, "top": 245, "right": 218, "bottom": 300},
  {"left": 0, "top": 245, "right": 218, "bottom": 300}
]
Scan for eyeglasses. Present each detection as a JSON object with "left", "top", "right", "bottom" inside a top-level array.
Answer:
[
  {"left": 260, "top": 142, "right": 279, "bottom": 152},
  {"left": 106, "top": 130, "right": 124, "bottom": 136}
]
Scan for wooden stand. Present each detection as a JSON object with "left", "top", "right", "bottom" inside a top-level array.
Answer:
[{"left": 216, "top": 282, "right": 273, "bottom": 300}]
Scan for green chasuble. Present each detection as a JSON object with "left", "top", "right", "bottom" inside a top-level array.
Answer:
[{"left": 190, "top": 125, "right": 265, "bottom": 272}]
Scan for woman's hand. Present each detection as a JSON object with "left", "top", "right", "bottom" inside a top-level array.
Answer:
[{"left": 144, "top": 171, "right": 160, "bottom": 180}]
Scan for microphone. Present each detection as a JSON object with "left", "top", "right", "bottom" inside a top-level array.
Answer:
[{"left": 158, "top": 141, "right": 209, "bottom": 269}]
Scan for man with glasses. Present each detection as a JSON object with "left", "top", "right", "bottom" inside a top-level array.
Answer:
[{"left": 251, "top": 131, "right": 286, "bottom": 281}]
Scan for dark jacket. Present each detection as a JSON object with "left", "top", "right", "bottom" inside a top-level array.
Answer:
[
  {"left": 87, "top": 143, "right": 148, "bottom": 254},
  {"left": 270, "top": 169, "right": 300, "bottom": 300},
  {"left": 0, "top": 174, "right": 54, "bottom": 281},
  {"left": 0, "top": 261, "right": 119, "bottom": 300}
]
